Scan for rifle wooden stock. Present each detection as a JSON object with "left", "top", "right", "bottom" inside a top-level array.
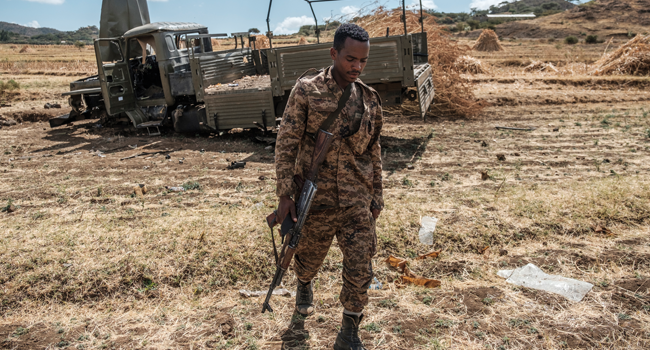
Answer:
[
  {"left": 306, "top": 130, "right": 334, "bottom": 182},
  {"left": 279, "top": 233, "right": 295, "bottom": 269}
]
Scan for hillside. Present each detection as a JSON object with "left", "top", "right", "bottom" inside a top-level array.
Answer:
[
  {"left": 489, "top": 0, "right": 576, "bottom": 16},
  {"left": 494, "top": 0, "right": 650, "bottom": 38},
  {"left": 0, "top": 23, "right": 98, "bottom": 44},
  {"left": 0, "top": 21, "right": 60, "bottom": 36}
]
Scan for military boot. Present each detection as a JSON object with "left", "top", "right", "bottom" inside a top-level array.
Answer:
[
  {"left": 295, "top": 280, "right": 314, "bottom": 316},
  {"left": 333, "top": 313, "right": 366, "bottom": 350}
]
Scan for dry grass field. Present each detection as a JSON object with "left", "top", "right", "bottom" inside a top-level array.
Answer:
[{"left": 1, "top": 38, "right": 650, "bottom": 350}]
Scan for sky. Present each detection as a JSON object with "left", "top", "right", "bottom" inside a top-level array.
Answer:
[{"left": 1, "top": 0, "right": 584, "bottom": 35}]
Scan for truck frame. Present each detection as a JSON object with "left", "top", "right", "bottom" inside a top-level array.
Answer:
[{"left": 51, "top": 22, "right": 434, "bottom": 134}]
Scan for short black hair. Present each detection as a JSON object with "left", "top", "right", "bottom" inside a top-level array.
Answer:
[{"left": 333, "top": 23, "right": 369, "bottom": 52}]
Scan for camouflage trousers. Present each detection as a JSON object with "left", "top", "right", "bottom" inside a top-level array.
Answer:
[{"left": 294, "top": 206, "right": 377, "bottom": 313}]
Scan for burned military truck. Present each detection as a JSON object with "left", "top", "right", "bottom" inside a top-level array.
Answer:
[{"left": 52, "top": 22, "right": 435, "bottom": 134}]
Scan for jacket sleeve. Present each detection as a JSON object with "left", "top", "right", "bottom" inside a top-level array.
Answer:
[
  {"left": 369, "top": 101, "right": 384, "bottom": 210},
  {"left": 275, "top": 80, "right": 309, "bottom": 197}
]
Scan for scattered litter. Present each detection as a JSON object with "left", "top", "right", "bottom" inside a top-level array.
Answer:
[
  {"left": 143, "top": 166, "right": 150, "bottom": 170},
  {"left": 418, "top": 217, "right": 438, "bottom": 245},
  {"left": 407, "top": 164, "right": 414, "bottom": 170},
  {"left": 552, "top": 127, "right": 560, "bottom": 132},
  {"left": 228, "top": 84, "right": 239, "bottom": 87},
  {"left": 478, "top": 246, "right": 490, "bottom": 254},
  {"left": 592, "top": 225, "right": 613, "bottom": 236},
  {"left": 128, "top": 144, "right": 138, "bottom": 149},
  {"left": 227, "top": 161, "right": 246, "bottom": 170},
  {"left": 253, "top": 202, "right": 264, "bottom": 208},
  {"left": 400, "top": 275, "right": 441, "bottom": 288},
  {"left": 166, "top": 186, "right": 185, "bottom": 192},
  {"left": 497, "top": 263, "right": 593, "bottom": 302},
  {"left": 416, "top": 250, "right": 441, "bottom": 260},
  {"left": 165, "top": 154, "right": 171, "bottom": 159},
  {"left": 481, "top": 171, "right": 489, "bottom": 180},
  {"left": 386, "top": 255, "right": 441, "bottom": 289},
  {"left": 200, "top": 149, "right": 205, "bottom": 153},
  {"left": 179, "top": 158, "right": 184, "bottom": 164},
  {"left": 44, "top": 103, "right": 62, "bottom": 109},
  {"left": 265, "top": 145, "right": 273, "bottom": 150},
  {"left": 496, "top": 154, "right": 506, "bottom": 161},
  {"left": 495, "top": 126, "right": 536, "bottom": 131},
  {"left": 369, "top": 277, "right": 383, "bottom": 290},
  {"left": 239, "top": 288, "right": 295, "bottom": 298},
  {"left": 62, "top": 263, "right": 72, "bottom": 268}
]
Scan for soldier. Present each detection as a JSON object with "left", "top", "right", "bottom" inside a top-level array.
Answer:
[{"left": 274, "top": 23, "right": 383, "bottom": 350}]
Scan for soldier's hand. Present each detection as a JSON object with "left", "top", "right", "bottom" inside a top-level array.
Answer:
[
  {"left": 371, "top": 208, "right": 381, "bottom": 220},
  {"left": 278, "top": 196, "right": 298, "bottom": 223}
]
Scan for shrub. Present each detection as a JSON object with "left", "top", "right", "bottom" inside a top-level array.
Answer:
[
  {"left": 585, "top": 35, "right": 598, "bottom": 44},
  {"left": 564, "top": 36, "right": 578, "bottom": 45},
  {"left": 0, "top": 79, "right": 20, "bottom": 92}
]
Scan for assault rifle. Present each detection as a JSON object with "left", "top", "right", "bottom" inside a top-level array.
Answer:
[{"left": 262, "top": 129, "right": 334, "bottom": 313}]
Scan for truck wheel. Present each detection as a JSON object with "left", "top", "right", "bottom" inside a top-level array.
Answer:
[{"left": 407, "top": 90, "right": 417, "bottom": 101}]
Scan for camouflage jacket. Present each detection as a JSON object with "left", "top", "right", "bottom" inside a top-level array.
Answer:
[{"left": 275, "top": 66, "right": 384, "bottom": 210}]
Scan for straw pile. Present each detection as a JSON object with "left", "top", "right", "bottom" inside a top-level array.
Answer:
[
  {"left": 254, "top": 35, "right": 270, "bottom": 49},
  {"left": 523, "top": 60, "right": 559, "bottom": 73},
  {"left": 19, "top": 45, "right": 31, "bottom": 53},
  {"left": 472, "top": 29, "right": 504, "bottom": 52},
  {"left": 210, "top": 39, "right": 221, "bottom": 49},
  {"left": 455, "top": 56, "right": 489, "bottom": 74},
  {"left": 298, "top": 36, "right": 309, "bottom": 45},
  {"left": 590, "top": 35, "right": 650, "bottom": 76},
  {"left": 355, "top": 7, "right": 485, "bottom": 118}
]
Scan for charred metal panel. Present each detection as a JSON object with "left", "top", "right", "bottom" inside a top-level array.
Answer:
[
  {"left": 401, "top": 35, "right": 415, "bottom": 87},
  {"left": 204, "top": 88, "right": 275, "bottom": 130},
  {"left": 414, "top": 63, "right": 435, "bottom": 120},
  {"left": 99, "top": 0, "right": 150, "bottom": 61},
  {"left": 198, "top": 49, "right": 257, "bottom": 87},
  {"left": 265, "top": 36, "right": 406, "bottom": 94},
  {"left": 169, "top": 72, "right": 195, "bottom": 96},
  {"left": 411, "top": 32, "right": 428, "bottom": 65}
]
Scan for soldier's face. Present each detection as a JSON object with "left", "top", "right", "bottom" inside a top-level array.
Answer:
[{"left": 330, "top": 38, "right": 370, "bottom": 84}]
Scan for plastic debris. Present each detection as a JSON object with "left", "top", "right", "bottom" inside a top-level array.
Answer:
[
  {"left": 369, "top": 277, "right": 383, "bottom": 290},
  {"left": 228, "top": 84, "right": 239, "bottom": 87},
  {"left": 239, "top": 288, "right": 295, "bottom": 298},
  {"left": 227, "top": 161, "right": 246, "bottom": 170},
  {"left": 418, "top": 217, "right": 438, "bottom": 245},
  {"left": 497, "top": 263, "right": 593, "bottom": 302}
]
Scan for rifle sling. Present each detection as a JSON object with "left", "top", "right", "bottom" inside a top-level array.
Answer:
[{"left": 307, "top": 82, "right": 354, "bottom": 139}]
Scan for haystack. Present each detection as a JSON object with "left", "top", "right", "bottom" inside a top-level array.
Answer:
[
  {"left": 524, "top": 60, "right": 559, "bottom": 73},
  {"left": 455, "top": 56, "right": 489, "bottom": 74},
  {"left": 355, "top": 7, "right": 485, "bottom": 117},
  {"left": 298, "top": 36, "right": 309, "bottom": 45},
  {"left": 590, "top": 35, "right": 650, "bottom": 76},
  {"left": 210, "top": 38, "right": 221, "bottom": 49},
  {"left": 253, "top": 35, "right": 270, "bottom": 49},
  {"left": 19, "top": 45, "right": 31, "bottom": 54},
  {"left": 472, "top": 29, "right": 504, "bottom": 52}
]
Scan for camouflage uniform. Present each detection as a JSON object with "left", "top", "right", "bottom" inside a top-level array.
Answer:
[{"left": 275, "top": 66, "right": 383, "bottom": 313}]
